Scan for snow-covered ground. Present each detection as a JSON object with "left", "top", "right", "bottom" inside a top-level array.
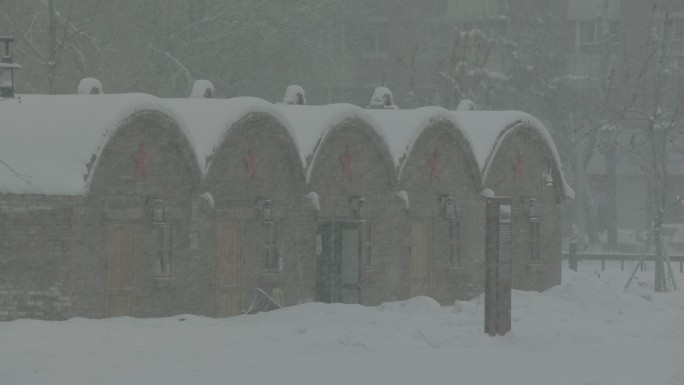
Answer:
[{"left": 2, "top": 262, "right": 683, "bottom": 385}]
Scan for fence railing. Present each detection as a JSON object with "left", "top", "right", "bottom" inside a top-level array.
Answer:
[{"left": 561, "top": 252, "right": 684, "bottom": 272}]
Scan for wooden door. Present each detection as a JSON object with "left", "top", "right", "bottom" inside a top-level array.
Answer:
[
  {"left": 106, "top": 223, "right": 134, "bottom": 317},
  {"left": 216, "top": 221, "right": 244, "bottom": 317},
  {"left": 315, "top": 221, "right": 362, "bottom": 304},
  {"left": 315, "top": 222, "right": 334, "bottom": 303},
  {"left": 409, "top": 220, "right": 432, "bottom": 297},
  {"left": 340, "top": 226, "right": 360, "bottom": 304}
]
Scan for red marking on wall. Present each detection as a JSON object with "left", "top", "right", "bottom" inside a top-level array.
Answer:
[
  {"left": 340, "top": 144, "right": 353, "bottom": 179},
  {"left": 244, "top": 144, "right": 259, "bottom": 178},
  {"left": 133, "top": 143, "right": 150, "bottom": 176},
  {"left": 513, "top": 149, "right": 524, "bottom": 180},
  {"left": 430, "top": 146, "right": 443, "bottom": 181}
]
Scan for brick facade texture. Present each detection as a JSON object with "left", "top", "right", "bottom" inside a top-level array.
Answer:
[{"left": 0, "top": 112, "right": 566, "bottom": 320}]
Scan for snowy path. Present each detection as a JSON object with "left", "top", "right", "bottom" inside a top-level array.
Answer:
[{"left": 1, "top": 261, "right": 683, "bottom": 385}]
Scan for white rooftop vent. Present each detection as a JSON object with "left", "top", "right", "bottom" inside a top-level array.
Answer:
[
  {"left": 77, "top": 78, "right": 103, "bottom": 95},
  {"left": 368, "top": 87, "right": 397, "bottom": 109},
  {"left": 283, "top": 85, "right": 306, "bottom": 105},
  {"left": 456, "top": 99, "right": 476, "bottom": 111},
  {"left": 190, "top": 80, "right": 214, "bottom": 98}
]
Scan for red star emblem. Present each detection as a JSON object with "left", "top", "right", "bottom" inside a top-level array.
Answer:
[
  {"left": 430, "top": 146, "right": 443, "bottom": 181},
  {"left": 244, "top": 144, "right": 259, "bottom": 178},
  {"left": 133, "top": 143, "right": 150, "bottom": 176},
  {"left": 513, "top": 149, "right": 524, "bottom": 180},
  {"left": 340, "top": 144, "right": 353, "bottom": 179}
]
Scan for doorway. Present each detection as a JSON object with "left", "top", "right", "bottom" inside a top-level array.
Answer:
[
  {"left": 105, "top": 223, "right": 134, "bottom": 317},
  {"left": 409, "top": 220, "right": 433, "bottom": 298},
  {"left": 315, "top": 220, "right": 369, "bottom": 304},
  {"left": 215, "top": 221, "right": 244, "bottom": 317}
]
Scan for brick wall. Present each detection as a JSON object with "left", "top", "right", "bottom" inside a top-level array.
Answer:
[
  {"left": 483, "top": 125, "right": 564, "bottom": 291},
  {"left": 0, "top": 113, "right": 566, "bottom": 321},
  {"left": 206, "top": 113, "right": 315, "bottom": 312},
  {"left": 0, "top": 195, "right": 82, "bottom": 320},
  {"left": 84, "top": 110, "right": 202, "bottom": 318},
  {"left": 399, "top": 121, "right": 485, "bottom": 304},
  {"left": 308, "top": 118, "right": 401, "bottom": 305}
]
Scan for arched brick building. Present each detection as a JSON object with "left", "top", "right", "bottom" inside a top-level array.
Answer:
[
  {"left": 391, "top": 109, "right": 484, "bottom": 304},
  {"left": 0, "top": 94, "right": 572, "bottom": 320}
]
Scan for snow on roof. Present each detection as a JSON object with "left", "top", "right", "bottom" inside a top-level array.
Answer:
[
  {"left": 362, "top": 106, "right": 464, "bottom": 178},
  {"left": 0, "top": 94, "right": 572, "bottom": 199},
  {"left": 0, "top": 94, "right": 173, "bottom": 195},
  {"left": 362, "top": 108, "right": 573, "bottom": 199},
  {"left": 164, "top": 97, "right": 292, "bottom": 174},
  {"left": 273, "top": 103, "right": 390, "bottom": 182},
  {"left": 452, "top": 111, "right": 575, "bottom": 199}
]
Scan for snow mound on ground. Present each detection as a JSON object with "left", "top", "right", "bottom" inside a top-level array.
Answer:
[{"left": 378, "top": 296, "right": 444, "bottom": 314}]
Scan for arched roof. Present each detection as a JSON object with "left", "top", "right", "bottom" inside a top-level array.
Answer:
[
  {"left": 363, "top": 106, "right": 480, "bottom": 183},
  {"left": 0, "top": 94, "right": 573, "bottom": 200},
  {"left": 452, "top": 111, "right": 574, "bottom": 200},
  {"left": 0, "top": 94, "right": 189, "bottom": 195},
  {"left": 163, "top": 97, "right": 305, "bottom": 178},
  {"left": 273, "top": 103, "right": 396, "bottom": 183}
]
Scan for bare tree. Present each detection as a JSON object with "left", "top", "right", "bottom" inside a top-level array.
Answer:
[
  {"left": 1, "top": 0, "right": 104, "bottom": 94},
  {"left": 601, "top": 1, "right": 684, "bottom": 290}
]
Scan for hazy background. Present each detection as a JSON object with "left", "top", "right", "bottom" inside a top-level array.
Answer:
[{"left": 2, "top": 0, "right": 684, "bottom": 248}]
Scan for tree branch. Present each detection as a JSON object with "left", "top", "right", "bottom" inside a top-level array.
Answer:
[
  {"left": 149, "top": 45, "right": 194, "bottom": 87},
  {"left": 0, "top": 158, "right": 33, "bottom": 187}
]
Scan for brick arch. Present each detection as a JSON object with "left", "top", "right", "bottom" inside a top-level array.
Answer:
[
  {"left": 306, "top": 117, "right": 399, "bottom": 307},
  {"left": 398, "top": 120, "right": 482, "bottom": 190},
  {"left": 205, "top": 111, "right": 307, "bottom": 203},
  {"left": 396, "top": 119, "right": 486, "bottom": 305},
  {"left": 204, "top": 112, "right": 312, "bottom": 316},
  {"left": 307, "top": 117, "right": 397, "bottom": 187},
  {"left": 85, "top": 109, "right": 204, "bottom": 318},
  {"left": 483, "top": 123, "right": 565, "bottom": 292},
  {"left": 483, "top": 122, "right": 567, "bottom": 203},
  {"left": 87, "top": 109, "right": 202, "bottom": 206}
]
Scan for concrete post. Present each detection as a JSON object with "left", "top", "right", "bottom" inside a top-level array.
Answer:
[{"left": 485, "top": 197, "right": 512, "bottom": 337}]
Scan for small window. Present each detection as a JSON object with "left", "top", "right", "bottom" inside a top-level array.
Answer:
[
  {"left": 497, "top": 0, "right": 509, "bottom": 15},
  {"left": 359, "top": 222, "right": 372, "bottom": 267},
  {"left": 576, "top": 19, "right": 621, "bottom": 54},
  {"left": 528, "top": 218, "right": 540, "bottom": 262},
  {"left": 609, "top": 21, "right": 622, "bottom": 41},
  {"left": 331, "top": 22, "right": 349, "bottom": 53},
  {"left": 155, "top": 224, "right": 173, "bottom": 275},
  {"left": 579, "top": 20, "right": 596, "bottom": 44},
  {"left": 675, "top": 18, "right": 684, "bottom": 41},
  {"left": 263, "top": 223, "right": 280, "bottom": 273},
  {"left": 666, "top": 17, "right": 684, "bottom": 43},
  {"left": 448, "top": 220, "right": 461, "bottom": 266},
  {"left": 361, "top": 25, "right": 388, "bottom": 55},
  {"left": 424, "top": 23, "right": 446, "bottom": 46},
  {"left": 523, "top": 197, "right": 540, "bottom": 263}
]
